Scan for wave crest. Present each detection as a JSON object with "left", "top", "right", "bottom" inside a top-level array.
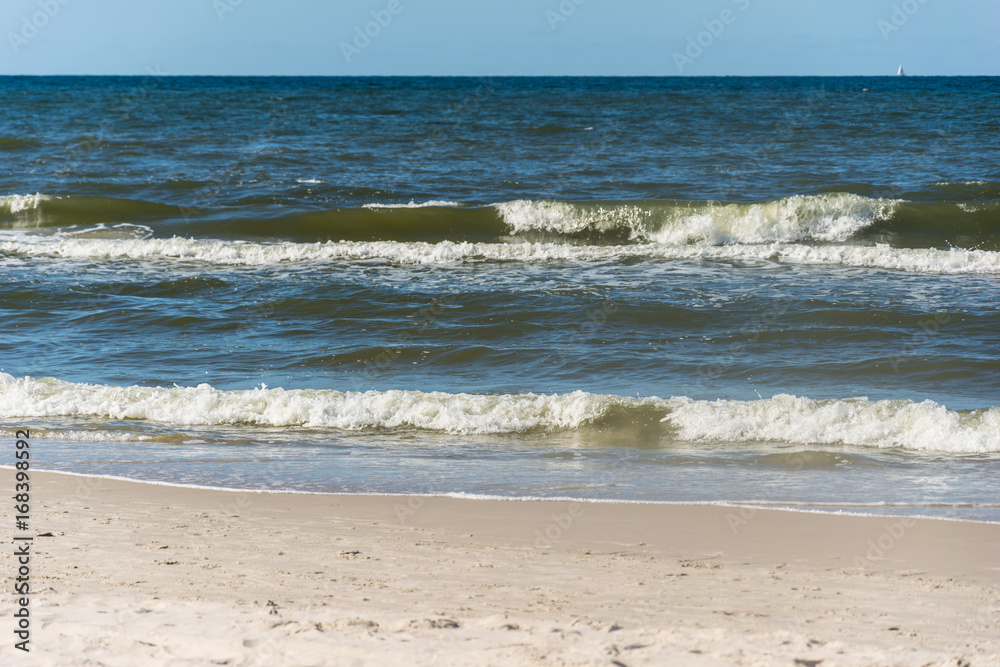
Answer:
[
  {"left": 2, "top": 374, "right": 997, "bottom": 452},
  {"left": 0, "top": 374, "right": 637, "bottom": 434},
  {"left": 0, "top": 193, "right": 51, "bottom": 216},
  {"left": 496, "top": 194, "right": 897, "bottom": 245},
  {"left": 2, "top": 236, "right": 998, "bottom": 274},
  {"left": 663, "top": 394, "right": 1000, "bottom": 454}
]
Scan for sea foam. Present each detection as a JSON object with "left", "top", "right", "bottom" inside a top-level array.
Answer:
[
  {"left": 0, "top": 373, "right": 628, "bottom": 434},
  {"left": 2, "top": 236, "right": 998, "bottom": 275},
  {"left": 0, "top": 193, "right": 51, "bottom": 215},
  {"left": 2, "top": 374, "right": 997, "bottom": 452},
  {"left": 496, "top": 194, "right": 897, "bottom": 245},
  {"left": 663, "top": 394, "right": 1000, "bottom": 454},
  {"left": 363, "top": 200, "right": 462, "bottom": 209}
]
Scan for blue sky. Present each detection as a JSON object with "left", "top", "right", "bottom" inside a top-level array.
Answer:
[{"left": 1, "top": 0, "right": 997, "bottom": 76}]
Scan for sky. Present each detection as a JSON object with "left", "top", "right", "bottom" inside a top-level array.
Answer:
[{"left": 1, "top": 0, "right": 997, "bottom": 76}]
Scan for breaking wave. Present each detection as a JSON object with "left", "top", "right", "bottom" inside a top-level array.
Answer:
[
  {"left": 5, "top": 191, "right": 997, "bottom": 246},
  {"left": 2, "top": 374, "right": 997, "bottom": 453},
  {"left": 2, "top": 235, "right": 998, "bottom": 274},
  {"left": 496, "top": 194, "right": 898, "bottom": 244}
]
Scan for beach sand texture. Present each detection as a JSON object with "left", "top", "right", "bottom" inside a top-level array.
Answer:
[{"left": 1, "top": 471, "right": 997, "bottom": 666}]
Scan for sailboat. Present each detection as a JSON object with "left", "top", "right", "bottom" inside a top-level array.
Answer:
[{"left": 897, "top": 65, "right": 906, "bottom": 76}]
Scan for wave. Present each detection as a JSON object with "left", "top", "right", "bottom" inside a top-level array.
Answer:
[
  {"left": 0, "top": 193, "right": 508, "bottom": 241},
  {"left": 181, "top": 206, "right": 507, "bottom": 242},
  {"left": 4, "top": 192, "right": 997, "bottom": 247},
  {"left": 925, "top": 179, "right": 1000, "bottom": 199},
  {"left": 363, "top": 200, "right": 462, "bottom": 209},
  {"left": 663, "top": 394, "right": 1000, "bottom": 454},
  {"left": 1, "top": 193, "right": 181, "bottom": 227},
  {"left": 496, "top": 196, "right": 999, "bottom": 249},
  {"left": 864, "top": 201, "right": 1000, "bottom": 249},
  {"left": 1, "top": 374, "right": 997, "bottom": 453},
  {"left": 0, "top": 373, "right": 636, "bottom": 434},
  {"left": 0, "top": 428, "right": 153, "bottom": 443},
  {"left": 496, "top": 194, "right": 898, "bottom": 244},
  {"left": 0, "top": 193, "right": 52, "bottom": 215},
  {"left": 2, "top": 235, "right": 999, "bottom": 274},
  {"left": 273, "top": 194, "right": 993, "bottom": 247}
]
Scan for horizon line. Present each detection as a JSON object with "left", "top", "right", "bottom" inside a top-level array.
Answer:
[{"left": 1, "top": 73, "right": 997, "bottom": 78}]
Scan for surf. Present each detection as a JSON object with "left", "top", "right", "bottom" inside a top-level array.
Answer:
[{"left": 2, "top": 373, "right": 998, "bottom": 453}]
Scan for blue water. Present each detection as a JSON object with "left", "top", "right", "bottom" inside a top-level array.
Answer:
[{"left": 2, "top": 77, "right": 999, "bottom": 520}]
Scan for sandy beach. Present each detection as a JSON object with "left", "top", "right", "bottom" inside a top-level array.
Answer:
[{"left": 2, "top": 470, "right": 997, "bottom": 666}]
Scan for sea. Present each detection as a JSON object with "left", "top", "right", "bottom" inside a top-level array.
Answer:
[{"left": 2, "top": 76, "right": 998, "bottom": 521}]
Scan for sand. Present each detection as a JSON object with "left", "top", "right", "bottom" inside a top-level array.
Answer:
[{"left": 1, "top": 470, "right": 997, "bottom": 666}]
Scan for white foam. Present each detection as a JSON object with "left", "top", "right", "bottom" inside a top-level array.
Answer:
[
  {"left": 662, "top": 394, "right": 1000, "bottom": 454},
  {"left": 363, "top": 200, "right": 462, "bottom": 209},
  {"left": 0, "top": 373, "right": 644, "bottom": 434},
  {"left": 496, "top": 200, "right": 648, "bottom": 238},
  {"left": 742, "top": 242, "right": 1000, "bottom": 274},
  {"left": 2, "top": 235, "right": 998, "bottom": 275},
  {"left": 1, "top": 192, "right": 51, "bottom": 214},
  {"left": 496, "top": 194, "right": 897, "bottom": 245},
  {"left": 0, "top": 429, "right": 154, "bottom": 443},
  {"left": 3, "top": 374, "right": 998, "bottom": 453},
  {"left": 63, "top": 223, "right": 154, "bottom": 240},
  {"left": 957, "top": 202, "right": 998, "bottom": 213}
]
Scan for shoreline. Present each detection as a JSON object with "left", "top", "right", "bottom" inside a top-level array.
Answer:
[
  {"left": 9, "top": 467, "right": 998, "bottom": 525},
  {"left": 2, "top": 470, "right": 998, "bottom": 665}
]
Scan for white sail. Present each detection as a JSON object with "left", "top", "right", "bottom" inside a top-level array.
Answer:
[{"left": 898, "top": 65, "right": 905, "bottom": 76}]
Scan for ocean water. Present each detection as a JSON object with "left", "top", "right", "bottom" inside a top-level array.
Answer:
[{"left": 2, "top": 76, "right": 999, "bottom": 520}]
